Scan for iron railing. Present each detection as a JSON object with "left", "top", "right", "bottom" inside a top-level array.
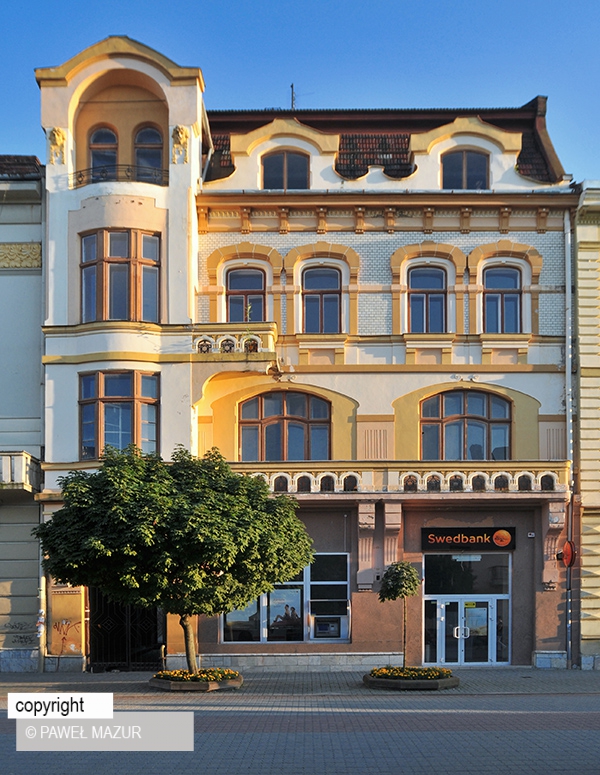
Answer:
[{"left": 71, "top": 165, "right": 169, "bottom": 188}]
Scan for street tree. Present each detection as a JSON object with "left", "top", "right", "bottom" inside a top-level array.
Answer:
[
  {"left": 378, "top": 561, "right": 421, "bottom": 667},
  {"left": 34, "top": 446, "right": 313, "bottom": 673}
]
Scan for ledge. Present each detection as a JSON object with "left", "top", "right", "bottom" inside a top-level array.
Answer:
[
  {"left": 149, "top": 676, "right": 243, "bottom": 692},
  {"left": 363, "top": 674, "right": 459, "bottom": 691}
]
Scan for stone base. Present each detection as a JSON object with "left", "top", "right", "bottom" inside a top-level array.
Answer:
[
  {"left": 0, "top": 649, "right": 38, "bottom": 672},
  {"left": 149, "top": 676, "right": 243, "bottom": 692},
  {"left": 167, "top": 652, "right": 403, "bottom": 672},
  {"left": 532, "top": 650, "right": 567, "bottom": 669},
  {"left": 43, "top": 655, "right": 87, "bottom": 673},
  {"left": 363, "top": 674, "right": 460, "bottom": 691}
]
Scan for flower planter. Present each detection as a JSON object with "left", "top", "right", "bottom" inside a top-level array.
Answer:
[
  {"left": 363, "top": 674, "right": 459, "bottom": 691},
  {"left": 149, "top": 675, "right": 244, "bottom": 692}
]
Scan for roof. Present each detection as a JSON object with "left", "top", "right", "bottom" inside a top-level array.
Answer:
[
  {"left": 205, "top": 97, "right": 564, "bottom": 184},
  {"left": 0, "top": 156, "right": 43, "bottom": 179}
]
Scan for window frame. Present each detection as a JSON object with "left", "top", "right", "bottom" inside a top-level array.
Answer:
[
  {"left": 408, "top": 266, "right": 447, "bottom": 333},
  {"left": 80, "top": 228, "right": 160, "bottom": 323},
  {"left": 302, "top": 267, "right": 341, "bottom": 334},
  {"left": 134, "top": 126, "right": 164, "bottom": 181},
  {"left": 262, "top": 150, "right": 310, "bottom": 190},
  {"left": 239, "top": 391, "right": 331, "bottom": 462},
  {"left": 442, "top": 149, "right": 489, "bottom": 190},
  {"left": 483, "top": 267, "right": 522, "bottom": 334},
  {"left": 79, "top": 370, "right": 160, "bottom": 460},
  {"left": 420, "top": 390, "right": 511, "bottom": 461},
  {"left": 89, "top": 126, "right": 118, "bottom": 179},
  {"left": 226, "top": 267, "right": 266, "bottom": 323}
]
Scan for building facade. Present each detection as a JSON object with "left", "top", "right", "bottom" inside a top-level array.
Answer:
[{"left": 1, "top": 36, "right": 580, "bottom": 671}]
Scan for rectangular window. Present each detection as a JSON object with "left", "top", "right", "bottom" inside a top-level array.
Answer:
[{"left": 79, "top": 371, "right": 159, "bottom": 460}]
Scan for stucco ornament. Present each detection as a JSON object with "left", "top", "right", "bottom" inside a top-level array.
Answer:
[
  {"left": 0, "top": 243, "right": 42, "bottom": 268},
  {"left": 48, "top": 127, "right": 66, "bottom": 165},
  {"left": 171, "top": 125, "right": 189, "bottom": 163}
]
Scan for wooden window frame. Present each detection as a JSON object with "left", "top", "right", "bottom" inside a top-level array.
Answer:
[
  {"left": 134, "top": 126, "right": 164, "bottom": 180},
  {"left": 226, "top": 268, "right": 266, "bottom": 323},
  {"left": 262, "top": 150, "right": 310, "bottom": 190},
  {"left": 89, "top": 127, "right": 118, "bottom": 177},
  {"left": 302, "top": 267, "right": 341, "bottom": 334},
  {"left": 442, "top": 149, "right": 489, "bottom": 190},
  {"left": 408, "top": 266, "right": 447, "bottom": 333},
  {"left": 483, "top": 267, "right": 522, "bottom": 334}
]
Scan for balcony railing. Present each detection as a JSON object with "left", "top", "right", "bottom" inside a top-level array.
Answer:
[
  {"left": 0, "top": 452, "right": 42, "bottom": 493},
  {"left": 193, "top": 322, "right": 278, "bottom": 358},
  {"left": 230, "top": 460, "right": 570, "bottom": 495},
  {"left": 70, "top": 165, "right": 169, "bottom": 188}
]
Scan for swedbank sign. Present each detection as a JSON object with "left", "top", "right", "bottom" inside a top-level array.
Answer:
[{"left": 421, "top": 527, "right": 516, "bottom": 552}]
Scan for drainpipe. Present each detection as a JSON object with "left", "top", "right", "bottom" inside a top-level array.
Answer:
[{"left": 564, "top": 208, "right": 574, "bottom": 667}]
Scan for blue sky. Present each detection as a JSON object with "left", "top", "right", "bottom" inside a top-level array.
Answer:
[{"left": 2, "top": 0, "right": 599, "bottom": 181}]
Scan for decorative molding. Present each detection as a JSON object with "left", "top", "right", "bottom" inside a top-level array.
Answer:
[
  {"left": 0, "top": 243, "right": 42, "bottom": 268},
  {"left": 499, "top": 206, "right": 511, "bottom": 233},
  {"left": 171, "top": 125, "right": 189, "bottom": 163},
  {"left": 536, "top": 207, "right": 549, "bottom": 233},
  {"left": 48, "top": 127, "right": 66, "bottom": 165}
]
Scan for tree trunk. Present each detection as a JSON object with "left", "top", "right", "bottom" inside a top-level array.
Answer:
[
  {"left": 179, "top": 613, "right": 198, "bottom": 674},
  {"left": 402, "top": 596, "right": 407, "bottom": 668}
]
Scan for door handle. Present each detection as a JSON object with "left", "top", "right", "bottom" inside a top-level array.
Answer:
[
  {"left": 463, "top": 626, "right": 470, "bottom": 639},
  {"left": 453, "top": 626, "right": 460, "bottom": 639}
]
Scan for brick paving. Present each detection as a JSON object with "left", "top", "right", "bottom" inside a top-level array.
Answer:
[{"left": 2, "top": 668, "right": 600, "bottom": 774}]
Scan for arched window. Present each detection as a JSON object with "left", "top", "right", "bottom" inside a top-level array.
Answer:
[
  {"left": 227, "top": 268, "right": 265, "bottom": 322},
  {"left": 90, "top": 127, "right": 117, "bottom": 180},
  {"left": 263, "top": 151, "right": 309, "bottom": 189},
  {"left": 421, "top": 390, "right": 511, "bottom": 461},
  {"left": 408, "top": 267, "right": 446, "bottom": 333},
  {"left": 134, "top": 127, "right": 163, "bottom": 182},
  {"left": 240, "top": 391, "right": 330, "bottom": 461},
  {"left": 303, "top": 268, "right": 341, "bottom": 334},
  {"left": 484, "top": 267, "right": 521, "bottom": 333},
  {"left": 442, "top": 150, "right": 488, "bottom": 190}
]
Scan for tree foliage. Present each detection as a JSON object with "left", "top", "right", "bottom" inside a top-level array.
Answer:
[
  {"left": 378, "top": 561, "right": 421, "bottom": 668},
  {"left": 34, "top": 446, "right": 313, "bottom": 671}
]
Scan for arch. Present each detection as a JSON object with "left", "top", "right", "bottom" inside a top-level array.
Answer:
[
  {"left": 468, "top": 241, "right": 542, "bottom": 284},
  {"left": 229, "top": 117, "right": 339, "bottom": 157},
  {"left": 410, "top": 116, "right": 522, "bottom": 155},
  {"left": 391, "top": 242, "right": 467, "bottom": 280},
  {"left": 284, "top": 242, "right": 360, "bottom": 281}
]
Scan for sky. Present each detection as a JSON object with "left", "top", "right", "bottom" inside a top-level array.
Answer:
[{"left": 1, "top": 0, "right": 599, "bottom": 182}]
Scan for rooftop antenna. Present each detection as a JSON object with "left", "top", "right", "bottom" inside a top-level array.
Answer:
[{"left": 291, "top": 83, "right": 296, "bottom": 111}]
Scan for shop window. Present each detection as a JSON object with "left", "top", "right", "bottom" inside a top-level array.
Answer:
[
  {"left": 90, "top": 127, "right": 117, "bottom": 180},
  {"left": 227, "top": 268, "right": 265, "bottom": 322},
  {"left": 134, "top": 127, "right": 163, "bottom": 182},
  {"left": 81, "top": 229, "right": 160, "bottom": 323},
  {"left": 79, "top": 371, "right": 159, "bottom": 460},
  {"left": 409, "top": 267, "right": 446, "bottom": 333},
  {"left": 240, "top": 391, "right": 330, "bottom": 462},
  {"left": 303, "top": 268, "right": 341, "bottom": 334},
  {"left": 222, "top": 554, "right": 349, "bottom": 643},
  {"left": 484, "top": 267, "right": 521, "bottom": 334},
  {"left": 442, "top": 150, "right": 488, "bottom": 190},
  {"left": 421, "top": 390, "right": 511, "bottom": 461},
  {"left": 262, "top": 151, "right": 309, "bottom": 190}
]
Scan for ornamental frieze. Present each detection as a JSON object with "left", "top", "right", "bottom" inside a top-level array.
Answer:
[{"left": 0, "top": 243, "right": 42, "bottom": 268}]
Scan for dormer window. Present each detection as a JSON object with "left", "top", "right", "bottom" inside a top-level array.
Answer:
[
  {"left": 263, "top": 151, "right": 309, "bottom": 190},
  {"left": 442, "top": 150, "right": 488, "bottom": 190}
]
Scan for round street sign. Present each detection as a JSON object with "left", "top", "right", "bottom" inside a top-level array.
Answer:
[{"left": 557, "top": 540, "right": 577, "bottom": 568}]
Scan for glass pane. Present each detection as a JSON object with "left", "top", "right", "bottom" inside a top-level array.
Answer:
[
  {"left": 263, "top": 154, "right": 284, "bottom": 188},
  {"left": 82, "top": 266, "right": 96, "bottom": 323},
  {"left": 467, "top": 392, "right": 486, "bottom": 417},
  {"left": 135, "top": 148, "right": 162, "bottom": 173},
  {"left": 466, "top": 152, "right": 488, "bottom": 190},
  {"left": 490, "top": 396, "right": 509, "bottom": 419},
  {"left": 303, "top": 268, "right": 340, "bottom": 290},
  {"left": 142, "top": 235, "right": 159, "bottom": 261},
  {"left": 424, "top": 600, "right": 437, "bottom": 663},
  {"left": 311, "top": 555, "right": 347, "bottom": 582},
  {"left": 267, "top": 586, "right": 303, "bottom": 641},
  {"left": 310, "top": 397, "right": 329, "bottom": 419},
  {"left": 103, "top": 373, "right": 133, "bottom": 397},
  {"left": 136, "top": 128, "right": 162, "bottom": 144},
  {"left": 444, "top": 421, "right": 463, "bottom": 460},
  {"left": 91, "top": 149, "right": 116, "bottom": 172},
  {"left": 265, "top": 422, "right": 282, "bottom": 460},
  {"left": 421, "top": 424, "right": 439, "bottom": 459},
  {"left": 304, "top": 295, "right": 320, "bottom": 333},
  {"left": 82, "top": 234, "right": 97, "bottom": 263},
  {"left": 504, "top": 294, "right": 520, "bottom": 333},
  {"left": 491, "top": 425, "right": 509, "bottom": 460},
  {"left": 485, "top": 268, "right": 519, "bottom": 290},
  {"left": 228, "top": 296, "right": 245, "bottom": 322},
  {"left": 496, "top": 599, "right": 510, "bottom": 662},
  {"left": 108, "top": 232, "right": 129, "bottom": 258},
  {"left": 309, "top": 426, "right": 329, "bottom": 460},
  {"left": 142, "top": 266, "right": 159, "bottom": 322},
  {"left": 108, "top": 264, "right": 129, "bottom": 319},
  {"left": 80, "top": 403, "right": 96, "bottom": 460},
  {"left": 444, "top": 601, "right": 459, "bottom": 662},
  {"left": 323, "top": 294, "right": 340, "bottom": 333},
  {"left": 425, "top": 554, "right": 509, "bottom": 596},
  {"left": 443, "top": 392, "right": 463, "bottom": 417},
  {"left": 422, "top": 396, "right": 440, "bottom": 418},
  {"left": 141, "top": 404, "right": 157, "bottom": 453},
  {"left": 467, "top": 421, "right": 486, "bottom": 460},
  {"left": 442, "top": 153, "right": 463, "bottom": 189},
  {"left": 410, "top": 294, "right": 425, "bottom": 333},
  {"left": 287, "top": 423, "right": 305, "bottom": 461},
  {"left": 104, "top": 403, "right": 132, "bottom": 449},
  {"left": 247, "top": 295, "right": 264, "bottom": 322},
  {"left": 263, "top": 393, "right": 283, "bottom": 418},
  {"left": 310, "top": 584, "right": 347, "bottom": 600},
  {"left": 228, "top": 269, "right": 264, "bottom": 291},
  {"left": 224, "top": 599, "right": 260, "bottom": 642},
  {"left": 429, "top": 294, "right": 445, "bottom": 333},
  {"left": 241, "top": 426, "right": 258, "bottom": 461},
  {"left": 464, "top": 602, "right": 489, "bottom": 662},
  {"left": 80, "top": 374, "right": 96, "bottom": 400},
  {"left": 241, "top": 397, "right": 259, "bottom": 420},
  {"left": 485, "top": 295, "right": 500, "bottom": 333},
  {"left": 409, "top": 268, "right": 445, "bottom": 289},
  {"left": 286, "top": 152, "right": 309, "bottom": 189},
  {"left": 141, "top": 375, "right": 158, "bottom": 398},
  {"left": 286, "top": 393, "right": 307, "bottom": 417},
  {"left": 91, "top": 128, "right": 117, "bottom": 144}
]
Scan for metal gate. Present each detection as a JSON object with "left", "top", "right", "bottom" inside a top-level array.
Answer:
[{"left": 88, "top": 588, "right": 166, "bottom": 672}]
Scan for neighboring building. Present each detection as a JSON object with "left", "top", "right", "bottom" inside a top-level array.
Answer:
[
  {"left": 19, "top": 36, "right": 579, "bottom": 671},
  {"left": 0, "top": 156, "right": 43, "bottom": 671}
]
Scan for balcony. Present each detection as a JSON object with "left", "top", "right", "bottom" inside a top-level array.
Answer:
[
  {"left": 70, "top": 165, "right": 169, "bottom": 188},
  {"left": 0, "top": 452, "right": 42, "bottom": 493},
  {"left": 193, "top": 322, "right": 278, "bottom": 361},
  {"left": 230, "top": 460, "right": 570, "bottom": 497}
]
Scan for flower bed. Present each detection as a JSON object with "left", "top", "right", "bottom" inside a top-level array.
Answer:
[
  {"left": 363, "top": 665, "right": 459, "bottom": 691},
  {"left": 149, "top": 668, "right": 243, "bottom": 692}
]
